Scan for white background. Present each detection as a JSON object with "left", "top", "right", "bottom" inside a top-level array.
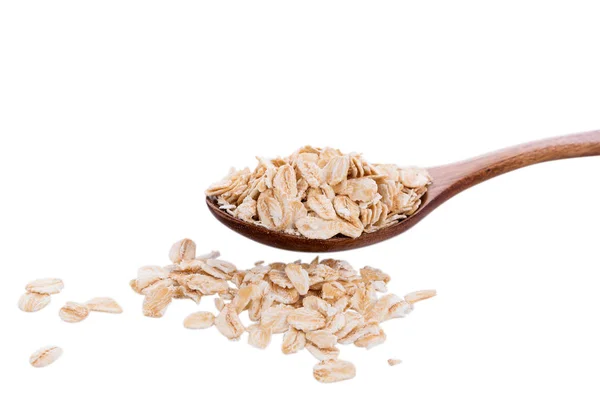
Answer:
[{"left": 1, "top": 1, "right": 599, "bottom": 399}]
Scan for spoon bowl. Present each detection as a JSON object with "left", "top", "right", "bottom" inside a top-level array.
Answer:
[{"left": 207, "top": 129, "right": 600, "bottom": 252}]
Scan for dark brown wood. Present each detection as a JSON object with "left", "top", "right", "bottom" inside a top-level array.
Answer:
[{"left": 207, "top": 129, "right": 600, "bottom": 252}]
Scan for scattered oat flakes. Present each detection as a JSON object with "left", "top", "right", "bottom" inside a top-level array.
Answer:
[
  {"left": 18, "top": 277, "right": 64, "bottom": 312},
  {"left": 129, "top": 238, "right": 436, "bottom": 383},
  {"left": 206, "top": 147, "right": 432, "bottom": 239},
  {"left": 29, "top": 346, "right": 63, "bottom": 368}
]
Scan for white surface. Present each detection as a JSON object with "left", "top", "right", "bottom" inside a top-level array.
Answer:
[{"left": 1, "top": 1, "right": 599, "bottom": 399}]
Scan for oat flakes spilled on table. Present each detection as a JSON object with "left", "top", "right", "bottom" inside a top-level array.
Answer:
[{"left": 130, "top": 238, "right": 436, "bottom": 383}]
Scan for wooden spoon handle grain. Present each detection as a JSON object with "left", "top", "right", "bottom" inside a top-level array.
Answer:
[{"left": 428, "top": 129, "right": 600, "bottom": 198}]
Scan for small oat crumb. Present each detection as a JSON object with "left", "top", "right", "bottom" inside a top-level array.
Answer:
[{"left": 388, "top": 359, "right": 402, "bottom": 366}]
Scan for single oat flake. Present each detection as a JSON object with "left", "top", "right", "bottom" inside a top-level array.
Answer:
[
  {"left": 25, "top": 278, "right": 64, "bottom": 295},
  {"left": 214, "top": 304, "right": 245, "bottom": 340},
  {"left": 143, "top": 281, "right": 174, "bottom": 318},
  {"left": 129, "top": 238, "right": 436, "bottom": 383},
  {"left": 18, "top": 292, "right": 51, "bottom": 312},
  {"left": 169, "top": 238, "right": 196, "bottom": 264},
  {"left": 30, "top": 346, "right": 63, "bottom": 368},
  {"left": 85, "top": 297, "right": 123, "bottom": 313},
  {"left": 388, "top": 359, "right": 402, "bottom": 366},
  {"left": 206, "top": 147, "right": 432, "bottom": 239},
  {"left": 404, "top": 289, "right": 437, "bottom": 304},
  {"left": 59, "top": 302, "right": 90, "bottom": 323},
  {"left": 183, "top": 311, "right": 215, "bottom": 329},
  {"left": 313, "top": 359, "right": 356, "bottom": 383}
]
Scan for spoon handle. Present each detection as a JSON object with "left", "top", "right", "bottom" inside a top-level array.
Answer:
[{"left": 428, "top": 129, "right": 600, "bottom": 196}]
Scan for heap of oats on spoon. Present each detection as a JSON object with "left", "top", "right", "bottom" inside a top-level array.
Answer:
[
  {"left": 206, "top": 146, "right": 432, "bottom": 239},
  {"left": 130, "top": 238, "right": 436, "bottom": 383}
]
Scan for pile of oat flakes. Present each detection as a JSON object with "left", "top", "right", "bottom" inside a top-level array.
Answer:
[
  {"left": 130, "top": 238, "right": 436, "bottom": 383},
  {"left": 206, "top": 146, "right": 432, "bottom": 239}
]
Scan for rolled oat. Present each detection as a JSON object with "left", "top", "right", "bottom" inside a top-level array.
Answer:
[
  {"left": 25, "top": 278, "right": 64, "bottom": 295},
  {"left": 18, "top": 292, "right": 51, "bottom": 312},
  {"left": 59, "top": 302, "right": 90, "bottom": 323},
  {"left": 313, "top": 359, "right": 356, "bottom": 383},
  {"left": 29, "top": 346, "right": 63, "bottom": 368},
  {"left": 183, "top": 311, "right": 215, "bottom": 329},
  {"left": 85, "top": 297, "right": 123, "bottom": 313}
]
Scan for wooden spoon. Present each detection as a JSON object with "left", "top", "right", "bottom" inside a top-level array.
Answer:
[{"left": 206, "top": 129, "right": 600, "bottom": 252}]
